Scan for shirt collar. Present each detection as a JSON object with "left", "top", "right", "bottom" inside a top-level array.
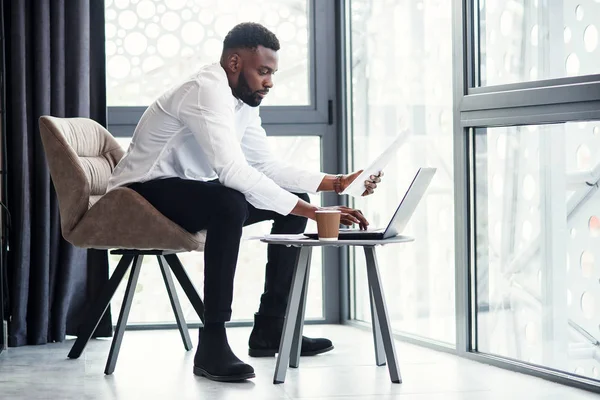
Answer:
[
  {"left": 234, "top": 97, "right": 245, "bottom": 111},
  {"left": 214, "top": 63, "right": 245, "bottom": 111}
]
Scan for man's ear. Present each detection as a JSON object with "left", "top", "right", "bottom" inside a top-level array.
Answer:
[{"left": 227, "top": 53, "right": 241, "bottom": 73}]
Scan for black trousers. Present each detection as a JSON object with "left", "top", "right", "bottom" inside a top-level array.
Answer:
[{"left": 129, "top": 177, "right": 309, "bottom": 323}]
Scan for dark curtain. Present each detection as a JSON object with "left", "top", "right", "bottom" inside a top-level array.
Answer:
[
  {"left": 5, "top": 0, "right": 112, "bottom": 346},
  {"left": 0, "top": 0, "right": 7, "bottom": 355}
]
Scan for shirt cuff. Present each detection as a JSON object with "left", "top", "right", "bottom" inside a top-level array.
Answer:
[
  {"left": 273, "top": 189, "right": 302, "bottom": 216},
  {"left": 296, "top": 171, "right": 327, "bottom": 194}
]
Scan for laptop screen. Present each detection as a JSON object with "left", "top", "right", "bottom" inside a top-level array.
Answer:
[{"left": 383, "top": 168, "right": 436, "bottom": 238}]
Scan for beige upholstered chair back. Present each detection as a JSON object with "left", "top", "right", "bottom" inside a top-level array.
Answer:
[{"left": 39, "top": 116, "right": 124, "bottom": 236}]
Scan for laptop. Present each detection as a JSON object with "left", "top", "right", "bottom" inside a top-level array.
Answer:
[{"left": 305, "top": 168, "right": 436, "bottom": 240}]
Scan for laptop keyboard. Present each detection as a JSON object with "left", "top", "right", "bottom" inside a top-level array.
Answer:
[{"left": 339, "top": 228, "right": 385, "bottom": 233}]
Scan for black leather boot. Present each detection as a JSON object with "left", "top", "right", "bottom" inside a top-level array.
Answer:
[
  {"left": 194, "top": 325, "right": 255, "bottom": 381},
  {"left": 248, "top": 313, "right": 334, "bottom": 357}
]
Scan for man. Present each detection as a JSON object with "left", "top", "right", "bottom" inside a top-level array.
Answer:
[{"left": 107, "top": 22, "right": 382, "bottom": 382}]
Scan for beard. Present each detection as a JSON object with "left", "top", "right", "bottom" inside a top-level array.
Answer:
[{"left": 235, "top": 72, "right": 265, "bottom": 107}]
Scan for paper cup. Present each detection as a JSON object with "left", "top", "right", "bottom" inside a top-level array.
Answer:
[{"left": 315, "top": 210, "right": 341, "bottom": 241}]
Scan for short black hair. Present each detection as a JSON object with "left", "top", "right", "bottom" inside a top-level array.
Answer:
[{"left": 222, "top": 22, "right": 280, "bottom": 52}]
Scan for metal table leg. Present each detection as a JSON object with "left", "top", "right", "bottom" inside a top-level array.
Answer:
[
  {"left": 273, "top": 246, "right": 311, "bottom": 384},
  {"left": 363, "top": 246, "right": 402, "bottom": 383},
  {"left": 290, "top": 247, "right": 312, "bottom": 368},
  {"left": 369, "top": 286, "right": 386, "bottom": 366}
]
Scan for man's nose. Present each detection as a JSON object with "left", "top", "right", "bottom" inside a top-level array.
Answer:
[{"left": 264, "top": 77, "right": 273, "bottom": 89}]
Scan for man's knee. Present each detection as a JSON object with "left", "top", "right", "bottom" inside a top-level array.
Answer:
[{"left": 213, "top": 186, "right": 248, "bottom": 223}]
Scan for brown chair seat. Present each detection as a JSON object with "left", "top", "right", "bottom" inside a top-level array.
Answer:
[{"left": 72, "top": 186, "right": 205, "bottom": 251}]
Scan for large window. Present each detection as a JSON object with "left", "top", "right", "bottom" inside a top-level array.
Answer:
[
  {"left": 457, "top": 0, "right": 600, "bottom": 390},
  {"left": 101, "top": 0, "right": 600, "bottom": 391},
  {"left": 479, "top": 0, "right": 600, "bottom": 85},
  {"left": 105, "top": 0, "right": 310, "bottom": 107},
  {"left": 106, "top": 0, "right": 334, "bottom": 129},
  {"left": 345, "top": 0, "right": 600, "bottom": 390},
  {"left": 475, "top": 122, "right": 600, "bottom": 381},
  {"left": 348, "top": 0, "right": 456, "bottom": 344}
]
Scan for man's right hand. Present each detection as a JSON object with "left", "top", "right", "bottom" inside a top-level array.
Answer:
[
  {"left": 291, "top": 201, "right": 369, "bottom": 230},
  {"left": 319, "top": 206, "right": 369, "bottom": 230}
]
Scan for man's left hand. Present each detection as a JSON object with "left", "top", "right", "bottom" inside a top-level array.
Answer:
[{"left": 341, "top": 170, "right": 384, "bottom": 196}]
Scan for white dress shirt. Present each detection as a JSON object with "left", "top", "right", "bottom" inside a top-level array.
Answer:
[{"left": 107, "top": 63, "right": 326, "bottom": 215}]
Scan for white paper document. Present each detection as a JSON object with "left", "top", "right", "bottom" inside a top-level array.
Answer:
[{"left": 342, "top": 130, "right": 409, "bottom": 197}]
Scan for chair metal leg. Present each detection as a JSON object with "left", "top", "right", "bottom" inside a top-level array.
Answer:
[
  {"left": 273, "top": 246, "right": 311, "bottom": 384},
  {"left": 68, "top": 254, "right": 134, "bottom": 359},
  {"left": 290, "top": 247, "right": 312, "bottom": 368},
  {"left": 363, "top": 246, "right": 402, "bottom": 384},
  {"left": 369, "top": 287, "right": 386, "bottom": 366},
  {"left": 157, "top": 255, "right": 192, "bottom": 351},
  {"left": 104, "top": 255, "right": 144, "bottom": 375},
  {"left": 163, "top": 254, "right": 205, "bottom": 323}
]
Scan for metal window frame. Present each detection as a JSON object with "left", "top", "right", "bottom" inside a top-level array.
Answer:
[
  {"left": 339, "top": 0, "right": 355, "bottom": 323},
  {"left": 319, "top": 0, "right": 343, "bottom": 322},
  {"left": 336, "top": 0, "right": 352, "bottom": 324},
  {"left": 106, "top": 0, "right": 342, "bottom": 325},
  {"left": 453, "top": 0, "right": 473, "bottom": 356}
]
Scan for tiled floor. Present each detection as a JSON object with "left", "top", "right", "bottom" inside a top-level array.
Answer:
[{"left": 0, "top": 325, "right": 597, "bottom": 399}]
